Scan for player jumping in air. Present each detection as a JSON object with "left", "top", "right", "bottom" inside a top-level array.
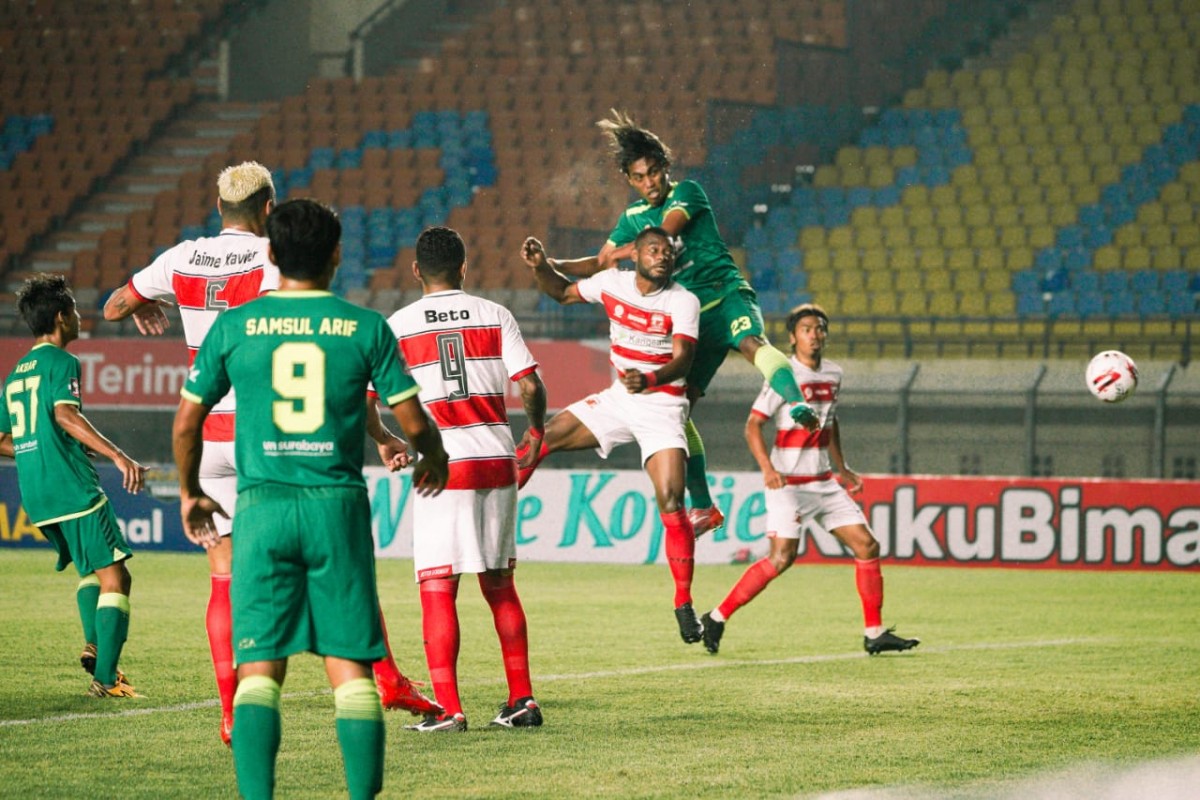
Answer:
[
  {"left": 700, "top": 304, "right": 920, "bottom": 656},
  {"left": 387, "top": 226, "right": 548, "bottom": 732},
  {"left": 529, "top": 110, "right": 819, "bottom": 538},
  {"left": 175, "top": 198, "right": 449, "bottom": 798},
  {"left": 103, "top": 162, "right": 439, "bottom": 745},
  {"left": 520, "top": 227, "right": 706, "bottom": 644},
  {"left": 1, "top": 274, "right": 145, "bottom": 698}
]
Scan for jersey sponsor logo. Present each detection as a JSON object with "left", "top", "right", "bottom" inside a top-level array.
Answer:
[
  {"left": 600, "top": 293, "right": 674, "bottom": 335},
  {"left": 801, "top": 382, "right": 837, "bottom": 402},
  {"left": 68, "top": 377, "right": 80, "bottom": 398},
  {"left": 261, "top": 439, "right": 336, "bottom": 456},
  {"left": 417, "top": 564, "right": 454, "bottom": 580}
]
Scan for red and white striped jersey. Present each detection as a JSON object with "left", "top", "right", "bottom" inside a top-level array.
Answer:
[
  {"left": 127, "top": 228, "right": 278, "bottom": 440},
  {"left": 575, "top": 268, "right": 699, "bottom": 396},
  {"left": 750, "top": 357, "right": 843, "bottom": 489},
  {"left": 388, "top": 290, "right": 538, "bottom": 490}
]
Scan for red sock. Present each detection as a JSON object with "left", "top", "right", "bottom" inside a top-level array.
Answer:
[
  {"left": 717, "top": 558, "right": 780, "bottom": 620},
  {"left": 206, "top": 574, "right": 236, "bottom": 717},
  {"left": 661, "top": 509, "right": 695, "bottom": 607},
  {"left": 479, "top": 572, "right": 532, "bottom": 705},
  {"left": 855, "top": 558, "right": 884, "bottom": 629},
  {"left": 419, "top": 578, "right": 462, "bottom": 716},
  {"left": 371, "top": 606, "right": 404, "bottom": 685},
  {"left": 516, "top": 440, "right": 550, "bottom": 489}
]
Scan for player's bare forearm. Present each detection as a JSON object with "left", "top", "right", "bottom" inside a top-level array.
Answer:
[
  {"left": 744, "top": 414, "right": 777, "bottom": 475},
  {"left": 389, "top": 398, "right": 449, "bottom": 494},
  {"left": 55, "top": 405, "right": 124, "bottom": 464},
  {"left": 172, "top": 398, "right": 210, "bottom": 498},
  {"left": 829, "top": 419, "right": 863, "bottom": 493},
  {"left": 365, "top": 396, "right": 410, "bottom": 470},
  {"left": 0, "top": 432, "right": 13, "bottom": 458},
  {"left": 552, "top": 255, "right": 606, "bottom": 278},
  {"left": 518, "top": 372, "right": 547, "bottom": 433},
  {"left": 102, "top": 284, "right": 146, "bottom": 321}
]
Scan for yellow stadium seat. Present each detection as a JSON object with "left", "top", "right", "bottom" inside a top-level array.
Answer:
[
  {"left": 1045, "top": 105, "right": 1071, "bottom": 127},
  {"left": 1175, "top": 226, "right": 1200, "bottom": 247},
  {"left": 924, "top": 269, "right": 952, "bottom": 291},
  {"left": 868, "top": 165, "right": 895, "bottom": 188},
  {"left": 1116, "top": 144, "right": 1143, "bottom": 165},
  {"left": 931, "top": 185, "right": 957, "bottom": 207},
  {"left": 1145, "top": 224, "right": 1172, "bottom": 248},
  {"left": 895, "top": 269, "right": 922, "bottom": 291},
  {"left": 832, "top": 248, "right": 860, "bottom": 271},
  {"left": 974, "top": 145, "right": 1001, "bottom": 166},
  {"left": 879, "top": 206, "right": 905, "bottom": 228},
  {"left": 808, "top": 271, "right": 836, "bottom": 292},
  {"left": 1093, "top": 163, "right": 1121, "bottom": 185},
  {"left": 988, "top": 185, "right": 1016, "bottom": 206},
  {"left": 868, "top": 293, "right": 898, "bottom": 315},
  {"left": 861, "top": 248, "right": 889, "bottom": 272},
  {"left": 1027, "top": 145, "right": 1053, "bottom": 167},
  {"left": 1044, "top": 183, "right": 1072, "bottom": 206},
  {"left": 928, "top": 291, "right": 957, "bottom": 316},
  {"left": 891, "top": 146, "right": 918, "bottom": 168},
  {"left": 952, "top": 266, "right": 981, "bottom": 290},
  {"left": 837, "top": 267, "right": 865, "bottom": 291},
  {"left": 1065, "top": 163, "right": 1093, "bottom": 186},
  {"left": 993, "top": 205, "right": 1020, "bottom": 227},
  {"left": 898, "top": 290, "right": 929, "bottom": 316},
  {"left": 1009, "top": 164, "right": 1035, "bottom": 188},
  {"left": 828, "top": 227, "right": 853, "bottom": 249},
  {"left": 995, "top": 125, "right": 1022, "bottom": 147},
  {"left": 1008, "top": 247, "right": 1034, "bottom": 271},
  {"left": 924, "top": 70, "right": 950, "bottom": 89},
  {"left": 935, "top": 206, "right": 963, "bottom": 228},
  {"left": 1181, "top": 163, "right": 1200, "bottom": 184},
  {"left": 1000, "top": 226, "right": 1028, "bottom": 249},
  {"left": 805, "top": 247, "right": 831, "bottom": 271},
  {"left": 1050, "top": 204, "right": 1078, "bottom": 226},
  {"left": 903, "top": 185, "right": 931, "bottom": 207},
  {"left": 1114, "top": 226, "right": 1142, "bottom": 248},
  {"left": 979, "top": 249, "right": 1005, "bottom": 273},
  {"left": 839, "top": 292, "right": 868, "bottom": 315},
  {"left": 851, "top": 207, "right": 879, "bottom": 228},
  {"left": 1165, "top": 202, "right": 1194, "bottom": 225},
  {"left": 1162, "top": 184, "right": 1188, "bottom": 205},
  {"left": 799, "top": 227, "right": 827, "bottom": 249},
  {"left": 913, "top": 225, "right": 940, "bottom": 249},
  {"left": 964, "top": 204, "right": 991, "bottom": 228},
  {"left": 981, "top": 268, "right": 1009, "bottom": 290},
  {"left": 1029, "top": 225, "right": 1055, "bottom": 248},
  {"left": 841, "top": 164, "right": 867, "bottom": 186},
  {"left": 959, "top": 185, "right": 985, "bottom": 206},
  {"left": 1073, "top": 184, "right": 1101, "bottom": 205},
  {"left": 948, "top": 248, "right": 976, "bottom": 271},
  {"left": 1184, "top": 247, "right": 1200, "bottom": 269},
  {"left": 836, "top": 147, "right": 864, "bottom": 168},
  {"left": 1125, "top": 245, "right": 1153, "bottom": 271},
  {"left": 971, "top": 228, "right": 999, "bottom": 249},
  {"left": 988, "top": 292, "right": 1016, "bottom": 315},
  {"left": 958, "top": 292, "right": 987, "bottom": 316},
  {"left": 863, "top": 146, "right": 890, "bottom": 168},
  {"left": 962, "top": 106, "right": 988, "bottom": 127},
  {"left": 1036, "top": 164, "right": 1066, "bottom": 188},
  {"left": 1093, "top": 245, "right": 1121, "bottom": 270},
  {"left": 918, "top": 249, "right": 947, "bottom": 271},
  {"left": 857, "top": 228, "right": 884, "bottom": 249},
  {"left": 812, "top": 165, "right": 840, "bottom": 187},
  {"left": 950, "top": 69, "right": 977, "bottom": 90},
  {"left": 907, "top": 205, "right": 934, "bottom": 227},
  {"left": 953, "top": 165, "right": 980, "bottom": 187},
  {"left": 892, "top": 247, "right": 918, "bottom": 271},
  {"left": 1051, "top": 124, "right": 1081, "bottom": 147},
  {"left": 979, "top": 164, "right": 1008, "bottom": 186},
  {"left": 883, "top": 227, "right": 913, "bottom": 248},
  {"left": 865, "top": 271, "right": 892, "bottom": 292},
  {"left": 942, "top": 227, "right": 969, "bottom": 249},
  {"left": 1023, "top": 204, "right": 1049, "bottom": 226},
  {"left": 1156, "top": 245, "right": 1182, "bottom": 269}
]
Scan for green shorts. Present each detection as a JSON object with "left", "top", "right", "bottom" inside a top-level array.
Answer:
[
  {"left": 689, "top": 287, "right": 766, "bottom": 395},
  {"left": 39, "top": 498, "right": 132, "bottom": 577},
  {"left": 230, "top": 484, "right": 385, "bottom": 666}
]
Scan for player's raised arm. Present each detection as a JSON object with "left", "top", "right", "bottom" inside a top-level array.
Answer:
[
  {"left": 520, "top": 237, "right": 586, "bottom": 305},
  {"left": 102, "top": 283, "right": 172, "bottom": 335}
]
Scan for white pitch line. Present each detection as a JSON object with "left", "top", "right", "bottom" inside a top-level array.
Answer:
[{"left": 0, "top": 638, "right": 1103, "bottom": 729}]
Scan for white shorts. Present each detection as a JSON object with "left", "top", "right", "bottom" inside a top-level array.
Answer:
[
  {"left": 765, "top": 482, "right": 868, "bottom": 539},
  {"left": 566, "top": 382, "right": 689, "bottom": 465},
  {"left": 199, "top": 440, "right": 237, "bottom": 538},
  {"left": 412, "top": 484, "right": 517, "bottom": 581}
]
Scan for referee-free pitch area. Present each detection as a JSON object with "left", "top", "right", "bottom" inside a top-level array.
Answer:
[{"left": 1, "top": 551, "right": 1197, "bottom": 799}]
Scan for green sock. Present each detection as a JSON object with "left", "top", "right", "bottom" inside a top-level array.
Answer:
[
  {"left": 755, "top": 343, "right": 805, "bottom": 405},
  {"left": 684, "top": 419, "right": 714, "bottom": 509},
  {"left": 93, "top": 593, "right": 129, "bottom": 686},
  {"left": 334, "top": 678, "right": 385, "bottom": 800},
  {"left": 76, "top": 575, "right": 100, "bottom": 645},
  {"left": 233, "top": 675, "right": 282, "bottom": 800}
]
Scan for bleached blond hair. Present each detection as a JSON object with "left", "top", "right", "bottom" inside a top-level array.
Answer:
[{"left": 216, "top": 161, "right": 275, "bottom": 204}]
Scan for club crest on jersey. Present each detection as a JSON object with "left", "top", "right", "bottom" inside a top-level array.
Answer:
[
  {"left": 613, "top": 303, "right": 625, "bottom": 319},
  {"left": 69, "top": 378, "right": 80, "bottom": 398},
  {"left": 649, "top": 313, "right": 667, "bottom": 334}
]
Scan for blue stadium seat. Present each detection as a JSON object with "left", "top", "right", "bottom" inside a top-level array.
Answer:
[
  {"left": 1165, "top": 291, "right": 1195, "bottom": 318},
  {"left": 1013, "top": 270, "right": 1041, "bottom": 294},
  {"left": 1162, "top": 270, "right": 1190, "bottom": 294},
  {"left": 1046, "top": 292, "right": 1076, "bottom": 317},
  {"left": 1135, "top": 293, "right": 1166, "bottom": 317},
  {"left": 1105, "top": 293, "right": 1136, "bottom": 316},
  {"left": 1016, "top": 291, "right": 1045, "bottom": 316},
  {"left": 1101, "top": 272, "right": 1131, "bottom": 294},
  {"left": 1076, "top": 292, "right": 1106, "bottom": 318},
  {"left": 1131, "top": 270, "right": 1159, "bottom": 293},
  {"left": 1072, "top": 272, "right": 1100, "bottom": 293}
]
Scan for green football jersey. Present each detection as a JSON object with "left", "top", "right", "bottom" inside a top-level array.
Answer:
[
  {"left": 1, "top": 342, "right": 106, "bottom": 526},
  {"left": 606, "top": 179, "right": 751, "bottom": 308},
  {"left": 181, "top": 290, "right": 420, "bottom": 492}
]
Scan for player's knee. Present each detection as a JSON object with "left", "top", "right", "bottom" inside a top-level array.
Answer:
[{"left": 658, "top": 494, "right": 686, "bottom": 515}]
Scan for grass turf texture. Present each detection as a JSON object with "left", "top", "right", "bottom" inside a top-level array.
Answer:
[{"left": 1, "top": 551, "right": 1197, "bottom": 799}]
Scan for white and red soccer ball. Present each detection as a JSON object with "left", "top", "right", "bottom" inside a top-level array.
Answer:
[{"left": 1086, "top": 350, "right": 1139, "bottom": 403}]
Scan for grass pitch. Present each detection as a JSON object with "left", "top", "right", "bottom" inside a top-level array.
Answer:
[{"left": 1, "top": 551, "right": 1197, "bottom": 799}]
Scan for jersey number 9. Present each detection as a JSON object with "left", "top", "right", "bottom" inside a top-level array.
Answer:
[{"left": 272, "top": 342, "right": 325, "bottom": 434}]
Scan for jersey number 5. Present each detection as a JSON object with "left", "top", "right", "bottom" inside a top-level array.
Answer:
[
  {"left": 4, "top": 376, "right": 41, "bottom": 437},
  {"left": 272, "top": 342, "right": 325, "bottom": 434}
]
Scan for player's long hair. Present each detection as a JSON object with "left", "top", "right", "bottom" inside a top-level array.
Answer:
[
  {"left": 17, "top": 273, "right": 74, "bottom": 335},
  {"left": 597, "top": 109, "right": 672, "bottom": 175}
]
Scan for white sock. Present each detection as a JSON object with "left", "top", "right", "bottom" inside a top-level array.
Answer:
[
  {"left": 710, "top": 608, "right": 726, "bottom": 623},
  {"left": 865, "top": 625, "right": 885, "bottom": 639}
]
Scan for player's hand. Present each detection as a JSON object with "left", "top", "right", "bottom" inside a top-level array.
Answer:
[
  {"left": 375, "top": 435, "right": 412, "bottom": 472},
  {"left": 113, "top": 452, "right": 147, "bottom": 494},
  {"left": 180, "top": 493, "right": 228, "bottom": 550},
  {"left": 621, "top": 370, "right": 650, "bottom": 393},
  {"left": 131, "top": 300, "right": 172, "bottom": 336},
  {"left": 521, "top": 237, "right": 549, "bottom": 270},
  {"left": 839, "top": 468, "right": 864, "bottom": 496},
  {"left": 411, "top": 453, "right": 449, "bottom": 497},
  {"left": 516, "top": 428, "right": 544, "bottom": 469},
  {"left": 763, "top": 468, "right": 785, "bottom": 490}
]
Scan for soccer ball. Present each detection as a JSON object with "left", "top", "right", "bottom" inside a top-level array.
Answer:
[{"left": 1086, "top": 350, "right": 1139, "bottom": 403}]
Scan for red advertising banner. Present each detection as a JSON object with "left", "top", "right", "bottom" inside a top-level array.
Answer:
[
  {"left": 0, "top": 336, "right": 613, "bottom": 411},
  {"left": 803, "top": 475, "right": 1200, "bottom": 571}
]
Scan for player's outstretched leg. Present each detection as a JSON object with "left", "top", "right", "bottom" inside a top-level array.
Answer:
[
  {"left": 661, "top": 509, "right": 701, "bottom": 643},
  {"left": 701, "top": 558, "right": 783, "bottom": 655},
  {"left": 373, "top": 607, "right": 441, "bottom": 716},
  {"left": 683, "top": 420, "right": 724, "bottom": 537}
]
